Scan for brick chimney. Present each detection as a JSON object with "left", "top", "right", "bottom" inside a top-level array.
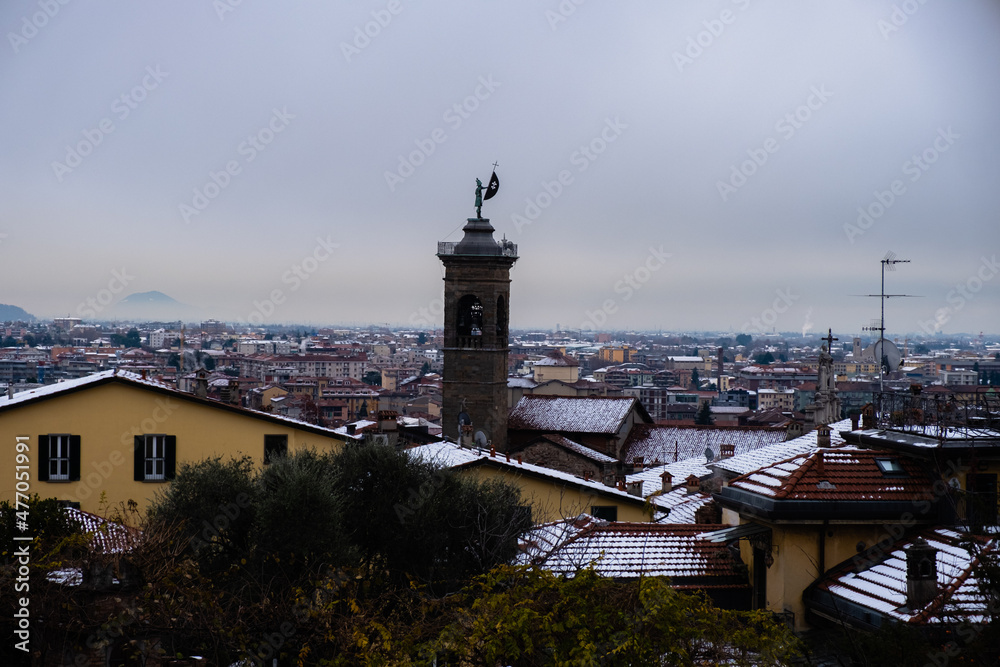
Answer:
[
  {"left": 685, "top": 474, "right": 700, "bottom": 495},
  {"left": 816, "top": 424, "right": 831, "bottom": 447},
  {"left": 906, "top": 537, "right": 938, "bottom": 610},
  {"left": 660, "top": 471, "right": 673, "bottom": 493},
  {"left": 720, "top": 443, "right": 735, "bottom": 459},
  {"left": 850, "top": 413, "right": 860, "bottom": 431},
  {"left": 632, "top": 456, "right": 645, "bottom": 471},
  {"left": 815, "top": 450, "right": 825, "bottom": 476}
]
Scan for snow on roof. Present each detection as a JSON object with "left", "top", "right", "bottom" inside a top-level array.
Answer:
[
  {"left": 811, "top": 528, "right": 996, "bottom": 625},
  {"left": 537, "top": 523, "right": 749, "bottom": 586},
  {"left": 621, "top": 424, "right": 787, "bottom": 467},
  {"left": 508, "top": 395, "right": 641, "bottom": 434},
  {"left": 531, "top": 350, "right": 579, "bottom": 367},
  {"left": 649, "top": 487, "right": 714, "bottom": 524},
  {"left": 626, "top": 457, "right": 713, "bottom": 495},
  {"left": 727, "top": 447, "right": 936, "bottom": 502},
  {"left": 405, "top": 440, "right": 652, "bottom": 506},
  {"left": 65, "top": 507, "right": 141, "bottom": 554},
  {"left": 711, "top": 417, "right": 853, "bottom": 476},
  {"left": 533, "top": 434, "right": 617, "bottom": 464},
  {"left": 0, "top": 369, "right": 349, "bottom": 438},
  {"left": 516, "top": 514, "right": 603, "bottom": 565},
  {"left": 507, "top": 376, "right": 539, "bottom": 389},
  {"left": 0, "top": 369, "right": 170, "bottom": 409}
]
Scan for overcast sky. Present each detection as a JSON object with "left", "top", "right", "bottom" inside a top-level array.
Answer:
[{"left": 2, "top": 1, "right": 998, "bottom": 336}]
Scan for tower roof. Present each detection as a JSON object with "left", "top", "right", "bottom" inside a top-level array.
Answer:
[{"left": 438, "top": 218, "right": 517, "bottom": 259}]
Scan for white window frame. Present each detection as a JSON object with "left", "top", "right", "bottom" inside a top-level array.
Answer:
[
  {"left": 145, "top": 434, "right": 166, "bottom": 481},
  {"left": 49, "top": 434, "right": 71, "bottom": 481}
]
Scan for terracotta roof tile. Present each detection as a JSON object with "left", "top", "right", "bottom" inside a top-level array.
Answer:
[{"left": 728, "top": 447, "right": 936, "bottom": 502}]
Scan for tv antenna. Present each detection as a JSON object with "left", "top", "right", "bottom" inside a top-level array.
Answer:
[{"left": 852, "top": 252, "right": 919, "bottom": 392}]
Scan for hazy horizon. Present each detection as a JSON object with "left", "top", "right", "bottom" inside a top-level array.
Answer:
[{"left": 3, "top": 2, "right": 999, "bottom": 336}]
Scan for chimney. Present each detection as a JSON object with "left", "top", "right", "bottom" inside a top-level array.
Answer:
[
  {"left": 685, "top": 474, "right": 700, "bottom": 495},
  {"left": 720, "top": 443, "right": 735, "bottom": 459},
  {"left": 815, "top": 450, "right": 825, "bottom": 476},
  {"left": 489, "top": 444, "right": 496, "bottom": 457},
  {"left": 850, "top": 413, "right": 860, "bottom": 431},
  {"left": 816, "top": 424, "right": 831, "bottom": 447},
  {"left": 194, "top": 373, "right": 208, "bottom": 399},
  {"left": 660, "top": 471, "right": 673, "bottom": 493},
  {"left": 346, "top": 424, "right": 356, "bottom": 436},
  {"left": 717, "top": 346, "right": 724, "bottom": 381},
  {"left": 627, "top": 480, "right": 644, "bottom": 497},
  {"left": 906, "top": 537, "right": 938, "bottom": 610},
  {"left": 862, "top": 405, "right": 875, "bottom": 430},
  {"left": 632, "top": 456, "right": 644, "bottom": 471},
  {"left": 583, "top": 470, "right": 592, "bottom": 482}
]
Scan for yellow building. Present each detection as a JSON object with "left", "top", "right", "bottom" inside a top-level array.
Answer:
[
  {"left": 531, "top": 349, "right": 580, "bottom": 383},
  {"left": 410, "top": 440, "right": 659, "bottom": 523},
  {"left": 597, "top": 345, "right": 636, "bottom": 364},
  {"left": 713, "top": 446, "right": 938, "bottom": 630},
  {"left": 1, "top": 370, "right": 347, "bottom": 514}
]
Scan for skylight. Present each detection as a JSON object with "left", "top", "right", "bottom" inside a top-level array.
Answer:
[{"left": 875, "top": 458, "right": 907, "bottom": 476}]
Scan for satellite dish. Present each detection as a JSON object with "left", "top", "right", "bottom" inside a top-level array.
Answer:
[
  {"left": 458, "top": 411, "right": 472, "bottom": 427},
  {"left": 872, "top": 339, "right": 902, "bottom": 372},
  {"left": 704, "top": 447, "right": 715, "bottom": 463},
  {"left": 474, "top": 431, "right": 488, "bottom": 448}
]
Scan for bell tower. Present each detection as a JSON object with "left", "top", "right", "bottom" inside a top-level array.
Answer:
[{"left": 438, "top": 214, "right": 517, "bottom": 450}]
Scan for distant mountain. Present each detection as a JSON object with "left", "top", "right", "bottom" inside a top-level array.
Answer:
[
  {"left": 111, "top": 291, "right": 200, "bottom": 322},
  {"left": 0, "top": 303, "right": 35, "bottom": 322}
]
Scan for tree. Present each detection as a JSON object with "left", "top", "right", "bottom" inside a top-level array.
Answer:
[
  {"left": 362, "top": 370, "right": 382, "bottom": 387},
  {"left": 417, "top": 331, "right": 427, "bottom": 345},
  {"left": 1, "top": 336, "right": 15, "bottom": 347},
  {"left": 695, "top": 401, "right": 714, "bottom": 425},
  {"left": 124, "top": 328, "right": 142, "bottom": 348},
  {"left": 691, "top": 368, "right": 700, "bottom": 389},
  {"left": 754, "top": 351, "right": 775, "bottom": 365},
  {"left": 735, "top": 333, "right": 752, "bottom": 347},
  {"left": 420, "top": 361, "right": 431, "bottom": 375}
]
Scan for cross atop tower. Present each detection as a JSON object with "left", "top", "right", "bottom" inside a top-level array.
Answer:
[{"left": 823, "top": 328, "right": 838, "bottom": 352}]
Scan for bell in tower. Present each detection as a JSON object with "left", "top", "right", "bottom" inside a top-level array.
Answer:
[{"left": 437, "top": 175, "right": 517, "bottom": 451}]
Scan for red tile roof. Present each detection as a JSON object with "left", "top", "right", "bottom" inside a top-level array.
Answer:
[
  {"left": 728, "top": 447, "right": 936, "bottom": 502},
  {"left": 809, "top": 528, "right": 996, "bottom": 625},
  {"left": 537, "top": 522, "right": 749, "bottom": 588}
]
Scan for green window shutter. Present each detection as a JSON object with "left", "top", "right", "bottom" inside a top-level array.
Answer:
[
  {"left": 38, "top": 435, "right": 50, "bottom": 482},
  {"left": 69, "top": 435, "right": 82, "bottom": 481},
  {"left": 164, "top": 436, "right": 177, "bottom": 480},
  {"left": 134, "top": 435, "right": 144, "bottom": 481}
]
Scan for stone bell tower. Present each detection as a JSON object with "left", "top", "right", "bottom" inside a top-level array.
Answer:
[{"left": 438, "top": 213, "right": 517, "bottom": 451}]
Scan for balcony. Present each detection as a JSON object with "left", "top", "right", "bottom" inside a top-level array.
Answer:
[{"left": 437, "top": 240, "right": 518, "bottom": 258}]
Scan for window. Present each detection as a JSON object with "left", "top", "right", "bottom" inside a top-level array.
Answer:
[
  {"left": 38, "top": 434, "right": 80, "bottom": 482},
  {"left": 456, "top": 294, "right": 484, "bottom": 337},
  {"left": 591, "top": 505, "right": 618, "bottom": 522},
  {"left": 264, "top": 434, "right": 288, "bottom": 464},
  {"left": 875, "top": 458, "right": 907, "bottom": 477},
  {"left": 134, "top": 435, "right": 176, "bottom": 482}
]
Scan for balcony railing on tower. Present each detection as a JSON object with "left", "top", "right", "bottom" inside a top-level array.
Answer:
[{"left": 437, "top": 240, "right": 517, "bottom": 258}]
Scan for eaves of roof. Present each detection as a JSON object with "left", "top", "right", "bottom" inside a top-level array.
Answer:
[
  {"left": 0, "top": 373, "right": 349, "bottom": 441},
  {"left": 713, "top": 486, "right": 943, "bottom": 522},
  {"left": 453, "top": 457, "right": 649, "bottom": 508}
]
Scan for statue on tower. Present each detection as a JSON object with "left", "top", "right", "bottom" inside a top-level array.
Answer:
[{"left": 474, "top": 166, "right": 500, "bottom": 219}]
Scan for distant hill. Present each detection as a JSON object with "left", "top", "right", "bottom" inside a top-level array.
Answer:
[
  {"left": 0, "top": 303, "right": 35, "bottom": 322},
  {"left": 111, "top": 291, "right": 200, "bottom": 322}
]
